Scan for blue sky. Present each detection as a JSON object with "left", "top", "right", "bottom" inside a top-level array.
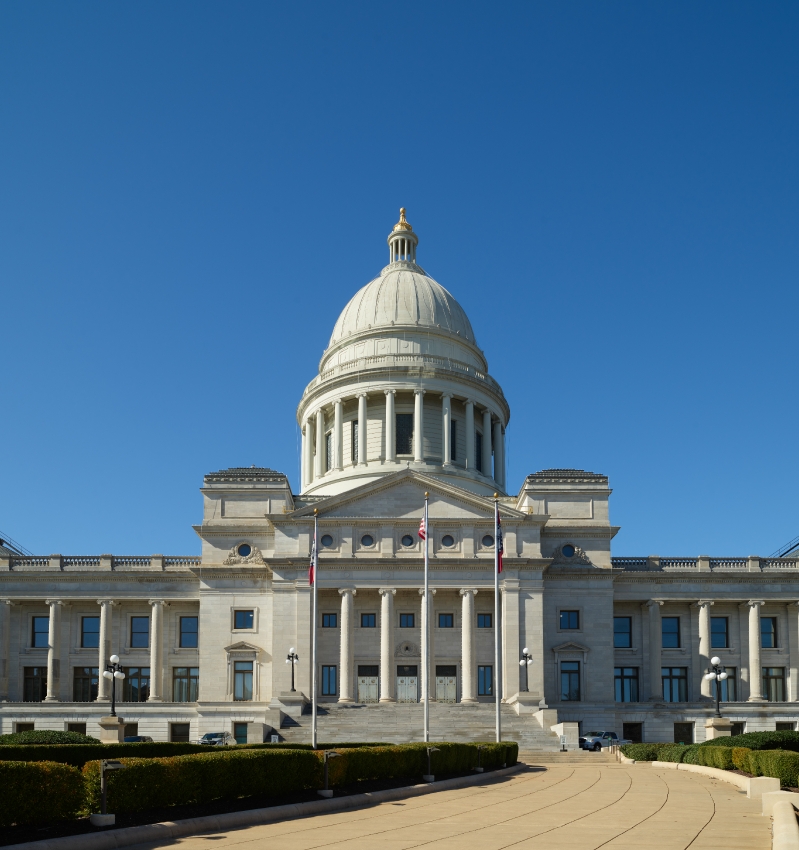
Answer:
[{"left": 1, "top": 2, "right": 797, "bottom": 557}]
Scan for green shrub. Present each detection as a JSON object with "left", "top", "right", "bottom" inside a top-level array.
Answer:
[
  {"left": 694, "top": 746, "right": 735, "bottom": 770},
  {"left": 0, "top": 730, "right": 100, "bottom": 745},
  {"left": 0, "top": 741, "right": 215, "bottom": 768},
  {"left": 698, "top": 731, "right": 799, "bottom": 752},
  {"left": 619, "top": 743, "right": 670, "bottom": 761},
  {"left": 656, "top": 744, "right": 693, "bottom": 763},
  {"left": 732, "top": 747, "right": 754, "bottom": 772},
  {"left": 0, "top": 761, "right": 85, "bottom": 827},
  {"left": 748, "top": 750, "right": 799, "bottom": 787}
]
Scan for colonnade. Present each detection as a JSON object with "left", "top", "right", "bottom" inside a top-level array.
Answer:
[{"left": 301, "top": 391, "right": 506, "bottom": 489}]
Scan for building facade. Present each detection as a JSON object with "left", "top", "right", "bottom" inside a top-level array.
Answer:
[{"left": 2, "top": 210, "right": 798, "bottom": 746}]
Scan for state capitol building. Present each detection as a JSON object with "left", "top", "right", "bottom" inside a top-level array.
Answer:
[{"left": 2, "top": 210, "right": 797, "bottom": 748}]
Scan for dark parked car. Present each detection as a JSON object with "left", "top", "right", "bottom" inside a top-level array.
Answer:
[
  {"left": 198, "top": 732, "right": 236, "bottom": 746},
  {"left": 123, "top": 735, "right": 154, "bottom": 743}
]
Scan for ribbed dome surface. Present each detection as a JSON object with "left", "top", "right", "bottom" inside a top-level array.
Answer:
[{"left": 328, "top": 268, "right": 476, "bottom": 348}]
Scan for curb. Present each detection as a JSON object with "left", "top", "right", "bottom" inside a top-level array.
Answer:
[
  {"left": 12, "top": 763, "right": 525, "bottom": 850},
  {"left": 773, "top": 799, "right": 799, "bottom": 850}
]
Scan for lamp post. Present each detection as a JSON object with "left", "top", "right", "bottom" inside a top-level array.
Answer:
[
  {"left": 318, "top": 750, "right": 341, "bottom": 797},
  {"left": 102, "top": 655, "right": 126, "bottom": 717},
  {"left": 703, "top": 656, "right": 728, "bottom": 717},
  {"left": 286, "top": 648, "right": 299, "bottom": 692},
  {"left": 519, "top": 648, "right": 533, "bottom": 692}
]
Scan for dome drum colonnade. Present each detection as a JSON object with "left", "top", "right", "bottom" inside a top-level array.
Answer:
[{"left": 297, "top": 209, "right": 509, "bottom": 496}]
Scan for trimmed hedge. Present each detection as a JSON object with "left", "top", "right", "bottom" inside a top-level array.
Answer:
[
  {"left": 697, "top": 731, "right": 799, "bottom": 752},
  {"left": 619, "top": 743, "right": 672, "bottom": 761},
  {"left": 0, "top": 761, "right": 85, "bottom": 827},
  {"left": 0, "top": 741, "right": 217, "bottom": 767},
  {"left": 0, "top": 730, "right": 100, "bottom": 745}
]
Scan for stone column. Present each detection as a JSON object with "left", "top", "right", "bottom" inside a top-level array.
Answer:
[
  {"left": 300, "top": 424, "right": 307, "bottom": 489},
  {"left": 465, "top": 400, "right": 475, "bottom": 470},
  {"left": 333, "top": 399, "right": 343, "bottom": 470},
  {"left": 44, "top": 600, "right": 62, "bottom": 702},
  {"left": 148, "top": 600, "right": 165, "bottom": 701},
  {"left": 304, "top": 419, "right": 315, "bottom": 486},
  {"left": 460, "top": 589, "right": 477, "bottom": 702},
  {"left": 482, "top": 409, "right": 492, "bottom": 477},
  {"left": 414, "top": 390, "right": 425, "bottom": 462},
  {"left": 315, "top": 409, "right": 325, "bottom": 477},
  {"left": 748, "top": 600, "right": 764, "bottom": 700},
  {"left": 379, "top": 589, "right": 396, "bottom": 702},
  {"left": 357, "top": 394, "right": 367, "bottom": 465},
  {"left": 697, "top": 600, "right": 714, "bottom": 698},
  {"left": 0, "top": 600, "right": 14, "bottom": 700},
  {"left": 442, "top": 394, "right": 452, "bottom": 466},
  {"left": 647, "top": 600, "right": 663, "bottom": 700},
  {"left": 338, "top": 589, "right": 356, "bottom": 702},
  {"left": 493, "top": 420, "right": 505, "bottom": 489},
  {"left": 384, "top": 391, "right": 396, "bottom": 462},
  {"left": 97, "top": 600, "right": 114, "bottom": 700},
  {"left": 419, "top": 588, "right": 436, "bottom": 700}
]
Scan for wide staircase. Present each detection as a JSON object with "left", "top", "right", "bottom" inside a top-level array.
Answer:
[{"left": 278, "top": 701, "right": 561, "bottom": 750}]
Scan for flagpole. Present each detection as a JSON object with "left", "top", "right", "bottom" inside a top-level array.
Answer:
[
  {"left": 311, "top": 509, "right": 318, "bottom": 749},
  {"left": 423, "top": 492, "right": 429, "bottom": 743},
  {"left": 494, "top": 494, "right": 501, "bottom": 744}
]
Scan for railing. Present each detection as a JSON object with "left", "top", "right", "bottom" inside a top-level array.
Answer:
[
  {"left": 661, "top": 558, "right": 698, "bottom": 569},
  {"left": 762, "top": 558, "right": 799, "bottom": 569},
  {"left": 164, "top": 556, "right": 202, "bottom": 566},
  {"left": 611, "top": 557, "right": 648, "bottom": 570},
  {"left": 10, "top": 556, "right": 49, "bottom": 568},
  {"left": 113, "top": 556, "right": 153, "bottom": 568},
  {"left": 63, "top": 556, "right": 101, "bottom": 567},
  {"left": 709, "top": 558, "right": 747, "bottom": 569},
  {"left": 6, "top": 555, "right": 201, "bottom": 570}
]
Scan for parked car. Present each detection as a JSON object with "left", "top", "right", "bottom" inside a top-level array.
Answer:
[
  {"left": 198, "top": 731, "right": 236, "bottom": 746},
  {"left": 123, "top": 735, "right": 154, "bottom": 743},
  {"left": 580, "top": 731, "right": 629, "bottom": 751}
]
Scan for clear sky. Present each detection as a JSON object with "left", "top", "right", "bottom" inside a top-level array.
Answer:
[{"left": 1, "top": 2, "right": 797, "bottom": 557}]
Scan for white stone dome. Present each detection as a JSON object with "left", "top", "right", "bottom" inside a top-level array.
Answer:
[{"left": 327, "top": 268, "right": 477, "bottom": 349}]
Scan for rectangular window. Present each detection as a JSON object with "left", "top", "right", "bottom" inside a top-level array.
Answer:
[
  {"left": 613, "top": 617, "right": 632, "bottom": 648},
  {"left": 180, "top": 616, "right": 198, "bottom": 648},
  {"left": 761, "top": 617, "right": 778, "bottom": 648},
  {"left": 777, "top": 722, "right": 796, "bottom": 731},
  {"left": 173, "top": 667, "right": 199, "bottom": 702},
  {"left": 711, "top": 617, "right": 728, "bottom": 649},
  {"left": 559, "top": 611, "right": 579, "bottom": 630},
  {"left": 396, "top": 413, "right": 413, "bottom": 455},
  {"left": 325, "top": 431, "right": 333, "bottom": 472},
  {"left": 475, "top": 432, "right": 483, "bottom": 472},
  {"left": 351, "top": 421, "right": 358, "bottom": 464},
  {"left": 322, "top": 613, "right": 338, "bottom": 628},
  {"left": 662, "top": 667, "right": 688, "bottom": 702},
  {"left": 560, "top": 661, "right": 581, "bottom": 701},
  {"left": 477, "top": 613, "right": 492, "bottom": 629},
  {"left": 123, "top": 723, "right": 138, "bottom": 737},
  {"left": 31, "top": 616, "right": 49, "bottom": 648},
  {"left": 400, "top": 613, "right": 415, "bottom": 628},
  {"left": 478, "top": 665, "right": 493, "bottom": 696},
  {"left": 438, "top": 613, "right": 454, "bottom": 628},
  {"left": 450, "top": 420, "right": 457, "bottom": 461},
  {"left": 322, "top": 665, "right": 337, "bottom": 696},
  {"left": 234, "top": 660, "right": 253, "bottom": 700},
  {"left": 673, "top": 722, "right": 694, "bottom": 744},
  {"left": 23, "top": 667, "right": 47, "bottom": 702},
  {"left": 81, "top": 616, "right": 100, "bottom": 648},
  {"left": 122, "top": 667, "right": 150, "bottom": 702},
  {"left": 662, "top": 617, "right": 680, "bottom": 648},
  {"left": 361, "top": 613, "right": 376, "bottom": 628},
  {"left": 233, "top": 722, "right": 248, "bottom": 744},
  {"left": 234, "top": 610, "right": 254, "bottom": 630},
  {"left": 763, "top": 667, "right": 786, "bottom": 702},
  {"left": 73, "top": 667, "right": 99, "bottom": 702},
  {"left": 67, "top": 722, "right": 86, "bottom": 735},
  {"left": 718, "top": 667, "right": 737, "bottom": 702},
  {"left": 15, "top": 723, "right": 35, "bottom": 733},
  {"left": 614, "top": 667, "right": 639, "bottom": 702},
  {"left": 171, "top": 723, "right": 191, "bottom": 743},
  {"left": 130, "top": 616, "right": 149, "bottom": 648}
]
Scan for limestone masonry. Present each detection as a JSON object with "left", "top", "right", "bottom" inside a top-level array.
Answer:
[{"left": 2, "top": 210, "right": 796, "bottom": 747}]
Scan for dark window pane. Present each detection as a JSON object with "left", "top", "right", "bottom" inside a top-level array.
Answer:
[
  {"left": 233, "top": 722, "right": 248, "bottom": 745},
  {"left": 180, "top": 617, "right": 198, "bottom": 648},
  {"left": 763, "top": 667, "right": 785, "bottom": 702},
  {"left": 450, "top": 420, "right": 457, "bottom": 461},
  {"left": 322, "top": 613, "right": 337, "bottom": 628},
  {"left": 396, "top": 414, "right": 413, "bottom": 455},
  {"left": 171, "top": 723, "right": 191, "bottom": 743},
  {"left": 613, "top": 617, "right": 632, "bottom": 648},
  {"left": 478, "top": 665, "right": 493, "bottom": 696},
  {"left": 325, "top": 432, "right": 332, "bottom": 472},
  {"left": 361, "top": 613, "right": 376, "bottom": 628},
  {"left": 234, "top": 660, "right": 253, "bottom": 701},
  {"left": 711, "top": 617, "right": 728, "bottom": 649},
  {"left": 560, "top": 661, "right": 580, "bottom": 701},
  {"left": 73, "top": 667, "right": 99, "bottom": 702},
  {"left": 400, "top": 613, "right": 414, "bottom": 628},
  {"left": 662, "top": 617, "right": 680, "bottom": 648},
  {"left": 761, "top": 617, "right": 777, "bottom": 649},
  {"left": 32, "top": 617, "right": 49, "bottom": 648},
  {"left": 130, "top": 616, "right": 149, "bottom": 648},
  {"left": 122, "top": 667, "right": 150, "bottom": 702},
  {"left": 477, "top": 613, "right": 492, "bottom": 628},
  {"left": 81, "top": 616, "right": 100, "bottom": 648},
  {"left": 351, "top": 422, "right": 358, "bottom": 464},
  {"left": 475, "top": 432, "right": 483, "bottom": 472},
  {"left": 322, "top": 665, "right": 337, "bottom": 696},
  {"left": 662, "top": 667, "right": 687, "bottom": 702},
  {"left": 560, "top": 611, "right": 579, "bottom": 630},
  {"left": 23, "top": 667, "right": 47, "bottom": 702},
  {"left": 234, "top": 610, "right": 254, "bottom": 629},
  {"left": 614, "top": 666, "right": 639, "bottom": 702},
  {"left": 438, "top": 613, "right": 454, "bottom": 628}
]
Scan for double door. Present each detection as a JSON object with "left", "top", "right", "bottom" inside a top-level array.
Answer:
[
  {"left": 435, "top": 665, "right": 457, "bottom": 703},
  {"left": 397, "top": 665, "right": 418, "bottom": 703},
  {"left": 357, "top": 665, "right": 379, "bottom": 703}
]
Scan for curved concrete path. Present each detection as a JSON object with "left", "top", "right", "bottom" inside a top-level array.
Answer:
[{"left": 131, "top": 762, "right": 771, "bottom": 850}]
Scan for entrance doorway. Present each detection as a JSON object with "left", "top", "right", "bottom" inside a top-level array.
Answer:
[
  {"left": 357, "top": 665, "right": 379, "bottom": 703},
  {"left": 397, "top": 665, "right": 418, "bottom": 702},
  {"left": 436, "top": 665, "right": 457, "bottom": 703}
]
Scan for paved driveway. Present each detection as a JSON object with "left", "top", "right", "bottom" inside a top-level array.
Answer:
[{"left": 132, "top": 762, "right": 771, "bottom": 850}]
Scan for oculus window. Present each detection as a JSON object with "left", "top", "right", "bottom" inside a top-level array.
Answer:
[
  {"left": 441, "top": 534, "right": 455, "bottom": 547},
  {"left": 237, "top": 543, "right": 251, "bottom": 557},
  {"left": 482, "top": 534, "right": 494, "bottom": 547},
  {"left": 321, "top": 534, "right": 334, "bottom": 547},
  {"left": 401, "top": 534, "right": 414, "bottom": 547},
  {"left": 360, "top": 534, "right": 375, "bottom": 547}
]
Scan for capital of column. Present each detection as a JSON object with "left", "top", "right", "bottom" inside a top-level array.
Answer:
[
  {"left": 148, "top": 599, "right": 168, "bottom": 608},
  {"left": 692, "top": 600, "right": 715, "bottom": 609},
  {"left": 414, "top": 389, "right": 425, "bottom": 396},
  {"left": 442, "top": 392, "right": 451, "bottom": 401},
  {"left": 0, "top": 599, "right": 17, "bottom": 606},
  {"left": 464, "top": 398, "right": 474, "bottom": 406},
  {"left": 384, "top": 389, "right": 396, "bottom": 396},
  {"left": 418, "top": 587, "right": 437, "bottom": 596},
  {"left": 378, "top": 588, "right": 396, "bottom": 597},
  {"left": 357, "top": 392, "right": 368, "bottom": 399},
  {"left": 459, "top": 588, "right": 478, "bottom": 597},
  {"left": 747, "top": 600, "right": 765, "bottom": 608},
  {"left": 45, "top": 600, "right": 65, "bottom": 609},
  {"left": 97, "top": 599, "right": 117, "bottom": 607},
  {"left": 338, "top": 588, "right": 357, "bottom": 597},
  {"left": 646, "top": 599, "right": 664, "bottom": 609}
]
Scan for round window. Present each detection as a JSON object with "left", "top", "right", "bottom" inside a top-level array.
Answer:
[
  {"left": 401, "top": 535, "right": 414, "bottom": 547},
  {"left": 441, "top": 534, "right": 455, "bottom": 547},
  {"left": 482, "top": 535, "right": 494, "bottom": 547},
  {"left": 360, "top": 534, "right": 374, "bottom": 547},
  {"left": 237, "top": 543, "right": 252, "bottom": 557},
  {"left": 321, "top": 534, "right": 334, "bottom": 548},
  {"left": 562, "top": 544, "right": 576, "bottom": 558}
]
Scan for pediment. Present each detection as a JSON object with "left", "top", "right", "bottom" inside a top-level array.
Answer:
[
  {"left": 224, "top": 641, "right": 261, "bottom": 653},
  {"left": 292, "top": 469, "right": 526, "bottom": 521},
  {"left": 551, "top": 641, "right": 591, "bottom": 654}
]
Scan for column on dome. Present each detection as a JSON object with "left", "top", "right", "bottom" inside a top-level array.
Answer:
[
  {"left": 465, "top": 400, "right": 475, "bottom": 470},
  {"left": 482, "top": 409, "right": 493, "bottom": 478},
  {"left": 747, "top": 600, "right": 764, "bottom": 700},
  {"left": 493, "top": 420, "right": 505, "bottom": 489},
  {"left": 148, "top": 600, "right": 165, "bottom": 701},
  {"left": 647, "top": 600, "right": 663, "bottom": 700},
  {"left": 357, "top": 394, "right": 367, "bottom": 465},
  {"left": 419, "top": 588, "right": 436, "bottom": 700},
  {"left": 303, "top": 418, "right": 315, "bottom": 486},
  {"left": 97, "top": 600, "right": 115, "bottom": 700},
  {"left": 379, "top": 589, "right": 396, "bottom": 701},
  {"left": 414, "top": 391, "right": 425, "bottom": 462},
  {"left": 338, "top": 589, "right": 356, "bottom": 702},
  {"left": 315, "top": 409, "right": 325, "bottom": 477},
  {"left": 384, "top": 391, "right": 396, "bottom": 462},
  {"left": 44, "top": 600, "right": 62, "bottom": 702},
  {"left": 442, "top": 394, "right": 452, "bottom": 466},
  {"left": 460, "top": 589, "right": 477, "bottom": 702},
  {"left": 334, "top": 399, "right": 343, "bottom": 470},
  {"left": 697, "top": 600, "right": 714, "bottom": 698}
]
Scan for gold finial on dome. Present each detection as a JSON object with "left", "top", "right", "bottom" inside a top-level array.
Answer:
[{"left": 392, "top": 207, "right": 413, "bottom": 232}]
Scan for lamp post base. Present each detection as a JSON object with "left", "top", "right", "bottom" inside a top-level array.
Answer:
[
  {"left": 98, "top": 716, "right": 125, "bottom": 744},
  {"left": 705, "top": 717, "right": 733, "bottom": 739}
]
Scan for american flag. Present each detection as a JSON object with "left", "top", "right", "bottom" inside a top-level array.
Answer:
[
  {"left": 418, "top": 514, "right": 426, "bottom": 540},
  {"left": 309, "top": 534, "right": 316, "bottom": 586},
  {"left": 496, "top": 507, "right": 504, "bottom": 574}
]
